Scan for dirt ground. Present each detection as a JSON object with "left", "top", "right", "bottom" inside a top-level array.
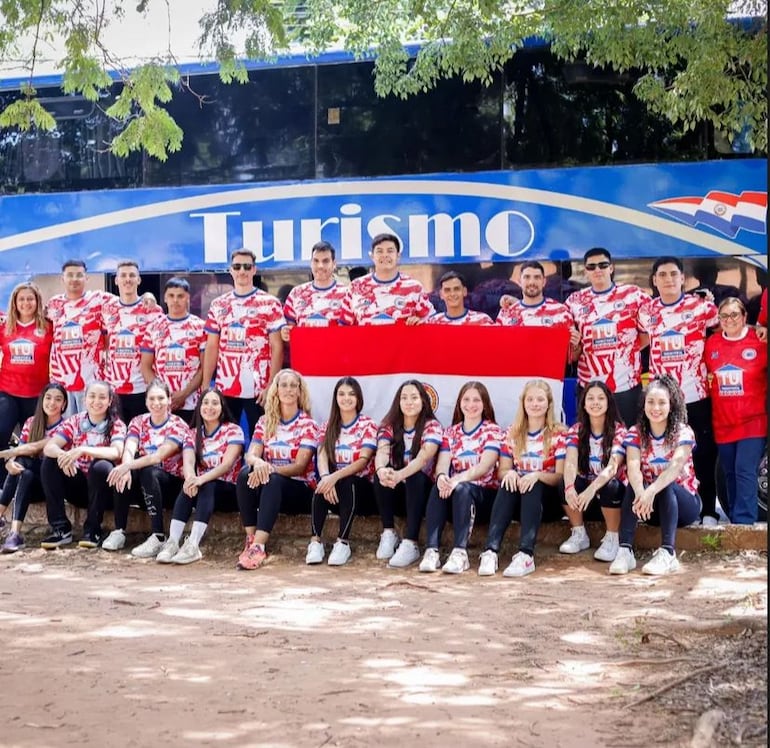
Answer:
[{"left": 0, "top": 538, "right": 766, "bottom": 748}]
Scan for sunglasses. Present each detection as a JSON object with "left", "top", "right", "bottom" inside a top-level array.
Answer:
[
  {"left": 231, "top": 263, "right": 254, "bottom": 271},
  {"left": 718, "top": 312, "right": 743, "bottom": 321},
  {"left": 585, "top": 261, "right": 611, "bottom": 271}
]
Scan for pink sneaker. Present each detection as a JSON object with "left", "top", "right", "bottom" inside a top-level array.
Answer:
[
  {"left": 237, "top": 535, "right": 255, "bottom": 568},
  {"left": 237, "top": 540, "right": 267, "bottom": 570}
]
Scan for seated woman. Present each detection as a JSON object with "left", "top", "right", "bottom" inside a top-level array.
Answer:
[
  {"left": 40, "top": 381, "right": 127, "bottom": 549},
  {"left": 560, "top": 380, "right": 626, "bottom": 562},
  {"left": 0, "top": 384, "right": 68, "bottom": 553},
  {"left": 373, "top": 380, "right": 443, "bottom": 568},
  {"left": 103, "top": 380, "right": 191, "bottom": 556},
  {"left": 478, "top": 379, "right": 566, "bottom": 578},
  {"left": 306, "top": 377, "right": 377, "bottom": 567},
  {"left": 156, "top": 388, "right": 244, "bottom": 564},
  {"left": 236, "top": 369, "right": 319, "bottom": 570},
  {"left": 419, "top": 381, "right": 503, "bottom": 575},
  {"left": 610, "top": 374, "right": 702, "bottom": 576}
]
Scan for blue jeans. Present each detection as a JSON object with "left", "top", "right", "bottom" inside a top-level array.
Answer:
[{"left": 718, "top": 438, "right": 766, "bottom": 525}]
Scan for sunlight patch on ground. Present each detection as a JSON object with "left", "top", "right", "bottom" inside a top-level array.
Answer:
[
  {"left": 687, "top": 576, "right": 767, "bottom": 601},
  {"left": 92, "top": 620, "right": 191, "bottom": 638},
  {"left": 560, "top": 630, "right": 609, "bottom": 646},
  {"left": 160, "top": 606, "right": 230, "bottom": 621}
]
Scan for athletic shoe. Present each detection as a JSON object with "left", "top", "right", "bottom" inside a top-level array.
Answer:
[
  {"left": 237, "top": 542, "right": 267, "bottom": 570},
  {"left": 171, "top": 538, "right": 202, "bottom": 565},
  {"left": 102, "top": 529, "right": 126, "bottom": 551},
  {"left": 442, "top": 548, "right": 470, "bottom": 575},
  {"left": 305, "top": 540, "right": 325, "bottom": 565},
  {"left": 327, "top": 540, "right": 352, "bottom": 566},
  {"left": 701, "top": 516, "right": 719, "bottom": 528},
  {"left": 419, "top": 548, "right": 441, "bottom": 572},
  {"left": 131, "top": 534, "right": 164, "bottom": 559},
  {"left": 237, "top": 535, "right": 256, "bottom": 568},
  {"left": 559, "top": 526, "right": 590, "bottom": 554},
  {"left": 40, "top": 529, "right": 73, "bottom": 550},
  {"left": 77, "top": 532, "right": 102, "bottom": 549},
  {"left": 609, "top": 546, "right": 637, "bottom": 575},
  {"left": 376, "top": 529, "right": 400, "bottom": 560},
  {"left": 1, "top": 531, "right": 25, "bottom": 553},
  {"left": 155, "top": 537, "right": 180, "bottom": 564},
  {"left": 478, "top": 549, "right": 498, "bottom": 576},
  {"left": 642, "top": 548, "right": 680, "bottom": 576},
  {"left": 594, "top": 533, "right": 619, "bottom": 562},
  {"left": 503, "top": 551, "right": 535, "bottom": 577},
  {"left": 388, "top": 539, "right": 419, "bottom": 568}
]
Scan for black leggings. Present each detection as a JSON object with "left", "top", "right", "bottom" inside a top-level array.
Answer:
[
  {"left": 425, "top": 482, "right": 497, "bottom": 549},
  {"left": 0, "top": 456, "right": 42, "bottom": 523},
  {"left": 0, "top": 393, "right": 37, "bottom": 485},
  {"left": 112, "top": 466, "right": 182, "bottom": 534},
  {"left": 236, "top": 468, "right": 313, "bottom": 534},
  {"left": 311, "top": 475, "right": 373, "bottom": 541},
  {"left": 373, "top": 470, "right": 433, "bottom": 542},
  {"left": 687, "top": 398, "right": 718, "bottom": 519},
  {"left": 172, "top": 480, "right": 236, "bottom": 525},
  {"left": 560, "top": 476, "right": 625, "bottom": 520}
]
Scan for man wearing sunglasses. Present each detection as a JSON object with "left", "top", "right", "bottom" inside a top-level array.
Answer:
[
  {"left": 638, "top": 256, "right": 720, "bottom": 525},
  {"left": 202, "top": 249, "right": 285, "bottom": 436},
  {"left": 565, "top": 248, "right": 650, "bottom": 427}
]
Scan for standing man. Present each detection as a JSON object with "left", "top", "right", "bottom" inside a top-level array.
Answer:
[
  {"left": 348, "top": 233, "right": 435, "bottom": 325},
  {"left": 638, "top": 256, "right": 721, "bottom": 525},
  {"left": 202, "top": 248, "right": 285, "bottom": 437},
  {"left": 141, "top": 277, "right": 206, "bottom": 424},
  {"left": 565, "top": 248, "right": 650, "bottom": 427},
  {"left": 425, "top": 271, "right": 493, "bottom": 325}
]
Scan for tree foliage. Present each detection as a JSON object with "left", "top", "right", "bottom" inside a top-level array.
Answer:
[{"left": 0, "top": 0, "right": 766, "bottom": 159}]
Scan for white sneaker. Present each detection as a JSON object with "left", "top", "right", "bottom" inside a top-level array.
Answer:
[
  {"left": 388, "top": 539, "right": 419, "bottom": 568},
  {"left": 594, "top": 532, "right": 620, "bottom": 562},
  {"left": 155, "top": 537, "right": 180, "bottom": 564},
  {"left": 102, "top": 529, "right": 126, "bottom": 551},
  {"left": 376, "top": 529, "right": 400, "bottom": 560},
  {"left": 503, "top": 551, "right": 536, "bottom": 577},
  {"left": 442, "top": 548, "right": 470, "bottom": 575},
  {"left": 171, "top": 538, "right": 202, "bottom": 565},
  {"left": 305, "top": 540, "right": 325, "bottom": 565},
  {"left": 609, "top": 546, "right": 637, "bottom": 575},
  {"left": 131, "top": 534, "right": 164, "bottom": 559},
  {"left": 478, "top": 549, "right": 498, "bottom": 576},
  {"left": 419, "top": 548, "right": 441, "bottom": 572},
  {"left": 701, "top": 516, "right": 719, "bottom": 528},
  {"left": 642, "top": 548, "right": 680, "bottom": 576},
  {"left": 559, "top": 526, "right": 590, "bottom": 554},
  {"left": 327, "top": 540, "right": 351, "bottom": 566}
]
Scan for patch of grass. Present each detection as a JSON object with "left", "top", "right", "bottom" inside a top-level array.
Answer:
[{"left": 701, "top": 533, "right": 723, "bottom": 551}]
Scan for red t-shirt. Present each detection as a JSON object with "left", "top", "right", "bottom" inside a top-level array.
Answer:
[{"left": 0, "top": 320, "right": 53, "bottom": 397}]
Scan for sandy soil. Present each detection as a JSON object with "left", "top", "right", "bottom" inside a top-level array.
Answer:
[{"left": 0, "top": 541, "right": 766, "bottom": 748}]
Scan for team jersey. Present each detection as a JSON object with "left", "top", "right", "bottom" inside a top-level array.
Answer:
[
  {"left": 318, "top": 414, "right": 378, "bottom": 478},
  {"left": 205, "top": 289, "right": 285, "bottom": 398},
  {"left": 53, "top": 413, "right": 127, "bottom": 475},
  {"left": 251, "top": 411, "right": 319, "bottom": 486},
  {"left": 19, "top": 416, "right": 64, "bottom": 444},
  {"left": 102, "top": 297, "right": 163, "bottom": 395},
  {"left": 378, "top": 418, "right": 444, "bottom": 476},
  {"left": 47, "top": 290, "right": 110, "bottom": 392},
  {"left": 183, "top": 421, "right": 245, "bottom": 484},
  {"left": 704, "top": 328, "right": 768, "bottom": 444},
  {"left": 496, "top": 298, "right": 574, "bottom": 329},
  {"left": 126, "top": 413, "right": 191, "bottom": 478},
  {"left": 0, "top": 320, "right": 53, "bottom": 397},
  {"left": 426, "top": 309, "right": 493, "bottom": 326},
  {"left": 348, "top": 273, "right": 435, "bottom": 325},
  {"left": 503, "top": 427, "right": 567, "bottom": 474},
  {"left": 566, "top": 283, "right": 649, "bottom": 392},
  {"left": 565, "top": 422, "right": 627, "bottom": 481},
  {"left": 624, "top": 423, "right": 699, "bottom": 495},
  {"left": 283, "top": 281, "right": 355, "bottom": 327},
  {"left": 141, "top": 314, "right": 206, "bottom": 410},
  {"left": 638, "top": 294, "right": 719, "bottom": 403},
  {"left": 440, "top": 420, "right": 503, "bottom": 488}
]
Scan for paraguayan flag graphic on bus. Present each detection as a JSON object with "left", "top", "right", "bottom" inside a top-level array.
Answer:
[{"left": 648, "top": 190, "right": 767, "bottom": 238}]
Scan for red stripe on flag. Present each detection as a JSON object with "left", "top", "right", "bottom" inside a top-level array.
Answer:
[{"left": 291, "top": 325, "right": 569, "bottom": 379}]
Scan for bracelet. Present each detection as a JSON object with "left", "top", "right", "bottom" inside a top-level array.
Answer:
[
  {"left": 564, "top": 483, "right": 575, "bottom": 491},
  {"left": 319, "top": 473, "right": 330, "bottom": 478}
]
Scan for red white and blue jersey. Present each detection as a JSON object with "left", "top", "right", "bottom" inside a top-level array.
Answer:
[
  {"left": 638, "top": 294, "right": 719, "bottom": 403},
  {"left": 566, "top": 284, "right": 649, "bottom": 392},
  {"left": 378, "top": 418, "right": 444, "bottom": 476},
  {"left": 251, "top": 411, "right": 319, "bottom": 486},
  {"left": 318, "top": 414, "right": 378, "bottom": 478},
  {"left": 503, "top": 428, "right": 567, "bottom": 474},
  {"left": 141, "top": 314, "right": 206, "bottom": 411},
  {"left": 496, "top": 298, "right": 574, "bottom": 329},
  {"left": 19, "top": 416, "right": 63, "bottom": 444},
  {"left": 426, "top": 309, "right": 493, "bottom": 326},
  {"left": 184, "top": 421, "right": 245, "bottom": 484},
  {"left": 205, "top": 289, "right": 285, "bottom": 398},
  {"left": 349, "top": 273, "right": 435, "bottom": 325},
  {"left": 704, "top": 328, "right": 767, "bottom": 444},
  {"left": 440, "top": 420, "right": 503, "bottom": 488},
  {"left": 126, "top": 413, "right": 190, "bottom": 478},
  {"left": 624, "top": 423, "right": 698, "bottom": 495},
  {"left": 0, "top": 320, "right": 53, "bottom": 397},
  {"left": 283, "top": 281, "right": 355, "bottom": 327},
  {"left": 47, "top": 291, "right": 110, "bottom": 392},
  {"left": 102, "top": 297, "right": 163, "bottom": 395},
  {"left": 53, "top": 413, "right": 127, "bottom": 474},
  {"left": 566, "top": 422, "right": 627, "bottom": 481}
]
